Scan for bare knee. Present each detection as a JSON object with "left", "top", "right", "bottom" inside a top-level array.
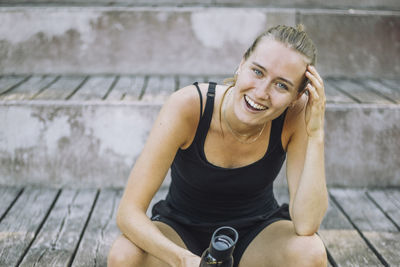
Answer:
[
  {"left": 286, "top": 234, "right": 327, "bottom": 267},
  {"left": 108, "top": 235, "right": 146, "bottom": 267}
]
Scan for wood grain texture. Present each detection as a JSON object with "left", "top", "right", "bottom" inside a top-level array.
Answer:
[
  {"left": 0, "top": 76, "right": 57, "bottom": 100},
  {"left": 367, "top": 189, "right": 400, "bottom": 229},
  {"left": 332, "top": 79, "right": 392, "bottom": 104},
  {"left": 106, "top": 75, "right": 146, "bottom": 101},
  {"left": 330, "top": 189, "right": 397, "bottom": 232},
  {"left": 71, "top": 189, "right": 122, "bottom": 267},
  {"left": 70, "top": 76, "right": 116, "bottom": 101},
  {"left": 275, "top": 187, "right": 382, "bottom": 266},
  {"left": 0, "top": 75, "right": 29, "bottom": 95},
  {"left": 330, "top": 188, "right": 399, "bottom": 266},
  {"left": 0, "top": 187, "right": 59, "bottom": 266},
  {"left": 379, "top": 79, "right": 399, "bottom": 91},
  {"left": 324, "top": 79, "right": 356, "bottom": 103},
  {"left": 319, "top": 198, "right": 382, "bottom": 266},
  {"left": 35, "top": 76, "right": 87, "bottom": 100},
  {"left": 0, "top": 186, "right": 22, "bottom": 222},
  {"left": 362, "top": 79, "right": 400, "bottom": 104},
  {"left": 19, "top": 189, "right": 97, "bottom": 267},
  {"left": 141, "top": 76, "right": 176, "bottom": 102},
  {"left": 318, "top": 229, "right": 382, "bottom": 267}
]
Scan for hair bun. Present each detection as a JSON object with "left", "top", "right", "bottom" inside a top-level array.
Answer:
[{"left": 296, "top": 24, "right": 305, "bottom": 32}]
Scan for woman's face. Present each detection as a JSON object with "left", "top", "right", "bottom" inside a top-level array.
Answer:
[{"left": 232, "top": 38, "right": 308, "bottom": 126}]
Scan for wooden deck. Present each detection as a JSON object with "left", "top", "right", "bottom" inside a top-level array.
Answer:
[
  {"left": 0, "top": 185, "right": 399, "bottom": 266},
  {"left": 0, "top": 74, "right": 399, "bottom": 104}
]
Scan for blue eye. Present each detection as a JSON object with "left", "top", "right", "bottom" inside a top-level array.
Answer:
[
  {"left": 276, "top": 82, "right": 289, "bottom": 90},
  {"left": 253, "top": 68, "right": 263, "bottom": 77}
]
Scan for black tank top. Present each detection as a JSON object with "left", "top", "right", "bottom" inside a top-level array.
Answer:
[{"left": 153, "top": 82, "right": 287, "bottom": 227}]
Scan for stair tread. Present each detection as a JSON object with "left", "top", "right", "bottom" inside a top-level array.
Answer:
[{"left": 1, "top": 74, "right": 399, "bottom": 105}]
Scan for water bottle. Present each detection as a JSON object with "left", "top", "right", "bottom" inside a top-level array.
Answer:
[{"left": 199, "top": 226, "right": 239, "bottom": 267}]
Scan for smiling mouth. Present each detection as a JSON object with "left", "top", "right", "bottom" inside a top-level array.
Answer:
[{"left": 244, "top": 95, "right": 268, "bottom": 111}]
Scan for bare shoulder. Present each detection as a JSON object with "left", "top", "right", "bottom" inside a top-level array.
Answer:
[
  {"left": 168, "top": 83, "right": 208, "bottom": 119},
  {"left": 163, "top": 83, "right": 209, "bottom": 148}
]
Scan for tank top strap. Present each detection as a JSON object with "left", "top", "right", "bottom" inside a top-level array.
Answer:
[
  {"left": 269, "top": 108, "right": 288, "bottom": 149},
  {"left": 193, "top": 82, "right": 203, "bottom": 120},
  {"left": 193, "top": 82, "right": 216, "bottom": 143}
]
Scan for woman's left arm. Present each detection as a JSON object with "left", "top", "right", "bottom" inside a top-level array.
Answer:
[{"left": 286, "top": 65, "right": 328, "bottom": 236}]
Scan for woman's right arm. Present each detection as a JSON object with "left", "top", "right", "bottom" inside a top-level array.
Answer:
[{"left": 116, "top": 85, "right": 203, "bottom": 267}]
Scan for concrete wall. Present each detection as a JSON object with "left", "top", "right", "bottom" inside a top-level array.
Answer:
[
  {"left": 2, "top": 1, "right": 400, "bottom": 10},
  {"left": 0, "top": 7, "right": 399, "bottom": 78},
  {"left": 1, "top": 101, "right": 399, "bottom": 188},
  {"left": 0, "top": 101, "right": 158, "bottom": 187}
]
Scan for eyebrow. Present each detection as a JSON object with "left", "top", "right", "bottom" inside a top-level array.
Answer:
[{"left": 252, "top": 62, "right": 295, "bottom": 87}]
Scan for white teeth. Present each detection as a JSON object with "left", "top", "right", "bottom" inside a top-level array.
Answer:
[{"left": 245, "top": 95, "right": 267, "bottom": 110}]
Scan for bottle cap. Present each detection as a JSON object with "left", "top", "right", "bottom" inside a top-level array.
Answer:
[{"left": 209, "top": 226, "right": 239, "bottom": 261}]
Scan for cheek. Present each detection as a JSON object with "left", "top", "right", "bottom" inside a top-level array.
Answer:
[
  {"left": 237, "top": 72, "right": 256, "bottom": 87},
  {"left": 269, "top": 91, "right": 294, "bottom": 107}
]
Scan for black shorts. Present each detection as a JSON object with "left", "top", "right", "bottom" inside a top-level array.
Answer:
[{"left": 151, "top": 203, "right": 291, "bottom": 267}]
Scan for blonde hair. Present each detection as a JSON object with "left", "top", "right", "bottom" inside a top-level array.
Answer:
[
  {"left": 224, "top": 24, "right": 317, "bottom": 92},
  {"left": 219, "top": 25, "right": 316, "bottom": 133}
]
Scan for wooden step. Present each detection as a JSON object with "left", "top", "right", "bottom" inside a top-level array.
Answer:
[{"left": 1, "top": 186, "right": 399, "bottom": 266}]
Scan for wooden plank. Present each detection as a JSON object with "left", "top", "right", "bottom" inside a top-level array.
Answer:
[
  {"left": 0, "top": 75, "right": 57, "bottom": 100},
  {"left": 367, "top": 189, "right": 400, "bottom": 230},
  {"left": 324, "top": 79, "right": 356, "bottom": 104},
  {"left": 0, "top": 187, "right": 59, "bottom": 266},
  {"left": 106, "top": 75, "right": 145, "bottom": 101},
  {"left": 330, "top": 188, "right": 399, "bottom": 266},
  {"left": 0, "top": 75, "right": 29, "bottom": 95},
  {"left": 34, "top": 75, "right": 87, "bottom": 100},
  {"left": 379, "top": 79, "right": 399, "bottom": 91},
  {"left": 275, "top": 187, "right": 381, "bottom": 266},
  {"left": 0, "top": 186, "right": 22, "bottom": 222},
  {"left": 71, "top": 189, "right": 122, "bottom": 267},
  {"left": 70, "top": 76, "right": 116, "bottom": 101},
  {"left": 19, "top": 189, "right": 98, "bottom": 267},
  {"left": 320, "top": 198, "right": 382, "bottom": 266},
  {"left": 141, "top": 76, "right": 176, "bottom": 102},
  {"left": 330, "top": 189, "right": 397, "bottom": 232},
  {"left": 177, "top": 75, "right": 207, "bottom": 90},
  {"left": 333, "top": 79, "right": 392, "bottom": 104},
  {"left": 362, "top": 79, "right": 400, "bottom": 104}
]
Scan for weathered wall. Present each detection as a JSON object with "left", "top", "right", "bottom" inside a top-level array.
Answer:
[
  {"left": 2, "top": 0, "right": 400, "bottom": 10},
  {"left": 0, "top": 7, "right": 399, "bottom": 78},
  {"left": 1, "top": 101, "right": 399, "bottom": 188},
  {"left": 0, "top": 101, "right": 158, "bottom": 187}
]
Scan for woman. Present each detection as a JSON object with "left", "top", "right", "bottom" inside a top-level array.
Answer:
[{"left": 108, "top": 25, "right": 328, "bottom": 267}]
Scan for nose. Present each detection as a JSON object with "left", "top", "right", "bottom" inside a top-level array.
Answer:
[{"left": 254, "top": 79, "right": 271, "bottom": 100}]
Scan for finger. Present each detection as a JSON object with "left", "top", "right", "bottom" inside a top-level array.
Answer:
[
  {"left": 308, "top": 65, "right": 324, "bottom": 85},
  {"left": 306, "top": 83, "right": 319, "bottom": 101},
  {"left": 306, "top": 70, "right": 325, "bottom": 97},
  {"left": 306, "top": 70, "right": 322, "bottom": 91}
]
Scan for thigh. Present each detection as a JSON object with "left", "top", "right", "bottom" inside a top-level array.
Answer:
[{"left": 238, "top": 220, "right": 327, "bottom": 267}]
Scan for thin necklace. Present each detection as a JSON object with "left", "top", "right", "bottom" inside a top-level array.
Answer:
[{"left": 222, "top": 88, "right": 267, "bottom": 144}]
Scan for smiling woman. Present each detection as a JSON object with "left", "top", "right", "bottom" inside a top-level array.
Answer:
[{"left": 108, "top": 25, "right": 328, "bottom": 267}]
